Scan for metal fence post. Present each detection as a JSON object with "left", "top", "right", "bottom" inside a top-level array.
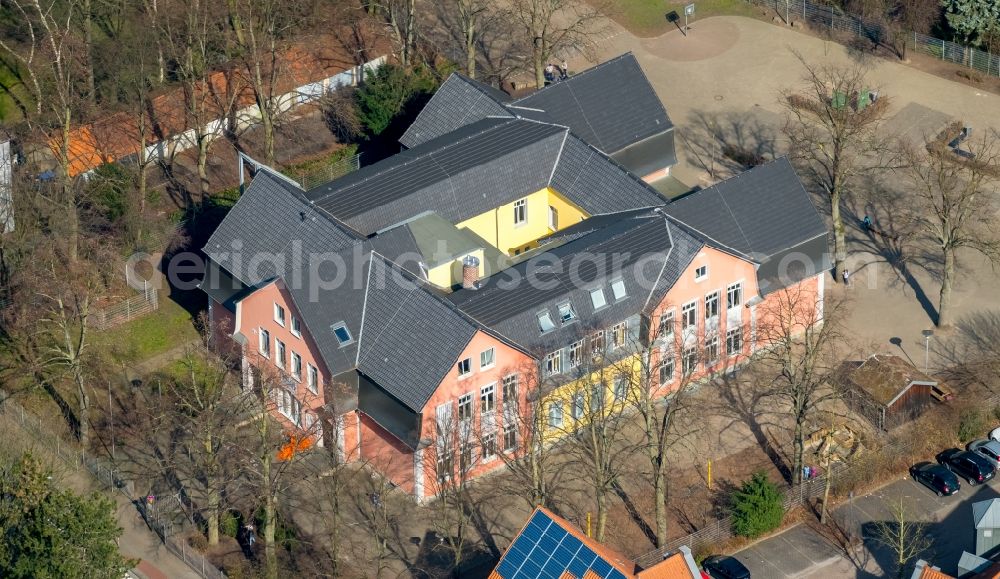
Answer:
[{"left": 941, "top": 38, "right": 945, "bottom": 59}]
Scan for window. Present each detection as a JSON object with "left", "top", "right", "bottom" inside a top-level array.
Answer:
[
  {"left": 558, "top": 302, "right": 577, "bottom": 324},
  {"left": 482, "top": 433, "right": 497, "bottom": 462},
  {"left": 480, "top": 347, "right": 496, "bottom": 369},
  {"left": 590, "top": 331, "right": 605, "bottom": 358},
  {"left": 681, "top": 302, "right": 697, "bottom": 330},
  {"left": 590, "top": 383, "right": 604, "bottom": 411},
  {"left": 610, "top": 278, "right": 627, "bottom": 301},
  {"left": 727, "top": 282, "right": 743, "bottom": 309},
  {"left": 275, "top": 339, "right": 286, "bottom": 369},
  {"left": 274, "top": 303, "right": 286, "bottom": 326},
  {"left": 727, "top": 328, "right": 743, "bottom": 357},
  {"left": 331, "top": 322, "right": 353, "bottom": 346},
  {"left": 548, "top": 402, "right": 564, "bottom": 429},
  {"left": 544, "top": 351, "right": 562, "bottom": 376},
  {"left": 278, "top": 389, "right": 301, "bottom": 424},
  {"left": 458, "top": 393, "right": 473, "bottom": 422},
  {"left": 548, "top": 206, "right": 558, "bottom": 230},
  {"left": 307, "top": 364, "right": 319, "bottom": 394},
  {"left": 480, "top": 384, "right": 496, "bottom": 414},
  {"left": 611, "top": 321, "right": 628, "bottom": 349},
  {"left": 683, "top": 345, "right": 697, "bottom": 375},
  {"left": 613, "top": 374, "right": 628, "bottom": 401},
  {"left": 658, "top": 310, "right": 675, "bottom": 340},
  {"left": 513, "top": 198, "right": 527, "bottom": 225},
  {"left": 291, "top": 352, "right": 302, "bottom": 380},
  {"left": 705, "top": 291, "right": 720, "bottom": 319},
  {"left": 538, "top": 311, "right": 556, "bottom": 333},
  {"left": 659, "top": 355, "right": 675, "bottom": 385},
  {"left": 695, "top": 265, "right": 708, "bottom": 281},
  {"left": 590, "top": 287, "right": 608, "bottom": 310},
  {"left": 568, "top": 340, "right": 583, "bottom": 369},
  {"left": 437, "top": 452, "right": 453, "bottom": 482},
  {"left": 460, "top": 443, "right": 473, "bottom": 472},
  {"left": 502, "top": 374, "right": 518, "bottom": 404},
  {"left": 457, "top": 357, "right": 472, "bottom": 377},
  {"left": 504, "top": 424, "right": 517, "bottom": 452},
  {"left": 572, "top": 392, "right": 585, "bottom": 420},
  {"left": 290, "top": 317, "right": 301, "bottom": 338},
  {"left": 259, "top": 328, "right": 271, "bottom": 357},
  {"left": 706, "top": 335, "right": 719, "bottom": 363}
]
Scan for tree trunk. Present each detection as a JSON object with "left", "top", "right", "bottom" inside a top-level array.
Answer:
[
  {"left": 60, "top": 111, "right": 79, "bottom": 263},
  {"left": 84, "top": 0, "right": 96, "bottom": 106},
  {"left": 259, "top": 103, "right": 275, "bottom": 166},
  {"left": 653, "top": 463, "right": 667, "bottom": 546},
  {"left": 75, "top": 371, "right": 90, "bottom": 447},
  {"left": 792, "top": 419, "right": 804, "bottom": 484},
  {"left": 404, "top": 0, "right": 416, "bottom": 68},
  {"left": 595, "top": 488, "right": 607, "bottom": 542},
  {"left": 820, "top": 459, "right": 833, "bottom": 524},
  {"left": 465, "top": 17, "right": 476, "bottom": 79},
  {"left": 830, "top": 187, "right": 846, "bottom": 281},
  {"left": 937, "top": 246, "right": 955, "bottom": 327},
  {"left": 533, "top": 39, "right": 544, "bottom": 88},
  {"left": 206, "top": 433, "right": 219, "bottom": 545},
  {"left": 197, "top": 136, "right": 210, "bottom": 203}
]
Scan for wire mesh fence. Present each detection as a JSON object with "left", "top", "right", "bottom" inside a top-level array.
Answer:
[
  {"left": 293, "top": 152, "right": 362, "bottom": 191},
  {"left": 0, "top": 391, "right": 227, "bottom": 579},
  {"left": 89, "top": 286, "right": 159, "bottom": 330},
  {"left": 747, "top": 0, "right": 1000, "bottom": 78}
]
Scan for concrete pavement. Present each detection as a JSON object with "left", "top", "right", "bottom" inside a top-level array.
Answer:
[{"left": 735, "top": 470, "right": 1000, "bottom": 578}]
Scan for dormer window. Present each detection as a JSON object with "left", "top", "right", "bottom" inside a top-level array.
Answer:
[
  {"left": 331, "top": 322, "right": 353, "bottom": 346},
  {"left": 558, "top": 302, "right": 576, "bottom": 324},
  {"left": 537, "top": 311, "right": 556, "bottom": 333}
]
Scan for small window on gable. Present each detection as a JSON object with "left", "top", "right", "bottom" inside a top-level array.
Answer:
[
  {"left": 695, "top": 265, "right": 708, "bottom": 281},
  {"left": 274, "top": 303, "right": 286, "bottom": 326},
  {"left": 610, "top": 278, "right": 627, "bottom": 301},
  {"left": 290, "top": 317, "right": 302, "bottom": 338},
  {"left": 558, "top": 302, "right": 576, "bottom": 324},
  {"left": 331, "top": 323, "right": 353, "bottom": 346},
  {"left": 537, "top": 311, "right": 556, "bottom": 333},
  {"left": 590, "top": 288, "right": 607, "bottom": 310},
  {"left": 457, "top": 358, "right": 472, "bottom": 377},
  {"left": 480, "top": 347, "right": 495, "bottom": 369}
]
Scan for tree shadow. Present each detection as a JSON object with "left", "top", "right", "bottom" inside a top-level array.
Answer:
[
  {"left": 610, "top": 478, "right": 658, "bottom": 546},
  {"left": 713, "top": 373, "right": 793, "bottom": 484},
  {"left": 680, "top": 109, "right": 780, "bottom": 182}
]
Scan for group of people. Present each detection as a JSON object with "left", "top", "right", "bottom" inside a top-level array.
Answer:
[{"left": 543, "top": 61, "right": 570, "bottom": 84}]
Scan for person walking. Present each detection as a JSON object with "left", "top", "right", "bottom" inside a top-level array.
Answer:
[
  {"left": 862, "top": 214, "right": 872, "bottom": 232},
  {"left": 842, "top": 268, "right": 850, "bottom": 286}
]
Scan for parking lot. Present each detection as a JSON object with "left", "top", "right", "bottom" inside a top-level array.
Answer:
[{"left": 737, "top": 464, "right": 1000, "bottom": 578}]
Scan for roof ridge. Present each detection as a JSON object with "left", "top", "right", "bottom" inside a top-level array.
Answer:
[
  {"left": 564, "top": 81, "right": 605, "bottom": 151},
  {"left": 310, "top": 117, "right": 523, "bottom": 203},
  {"left": 564, "top": 132, "right": 668, "bottom": 204},
  {"left": 643, "top": 211, "right": 675, "bottom": 311},
  {"left": 662, "top": 213, "right": 752, "bottom": 260},
  {"left": 511, "top": 51, "right": 637, "bottom": 104}
]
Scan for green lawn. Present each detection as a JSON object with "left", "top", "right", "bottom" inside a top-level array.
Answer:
[
  {"left": 594, "top": 0, "right": 757, "bottom": 37},
  {"left": 91, "top": 295, "right": 201, "bottom": 364}
]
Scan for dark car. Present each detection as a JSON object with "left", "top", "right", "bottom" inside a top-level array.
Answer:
[
  {"left": 937, "top": 448, "right": 997, "bottom": 485},
  {"left": 909, "top": 462, "right": 960, "bottom": 496},
  {"left": 702, "top": 555, "right": 751, "bottom": 579}
]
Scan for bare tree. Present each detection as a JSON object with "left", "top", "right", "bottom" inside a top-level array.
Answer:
[
  {"left": 783, "top": 55, "right": 892, "bottom": 281},
  {"left": 869, "top": 498, "right": 932, "bottom": 578},
  {"left": 755, "top": 287, "right": 844, "bottom": 484},
  {"left": 40, "top": 289, "right": 93, "bottom": 446},
  {"left": 896, "top": 126, "right": 1000, "bottom": 328},
  {"left": 509, "top": 0, "right": 607, "bottom": 88},
  {"left": 433, "top": 0, "right": 499, "bottom": 79}
]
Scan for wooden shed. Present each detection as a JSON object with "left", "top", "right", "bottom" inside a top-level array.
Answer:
[{"left": 836, "top": 354, "right": 949, "bottom": 431}]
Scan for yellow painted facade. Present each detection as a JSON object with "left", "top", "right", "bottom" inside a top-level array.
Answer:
[
  {"left": 425, "top": 248, "right": 486, "bottom": 289},
  {"left": 456, "top": 187, "right": 588, "bottom": 256}
]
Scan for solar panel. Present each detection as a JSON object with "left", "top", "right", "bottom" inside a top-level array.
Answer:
[{"left": 494, "top": 510, "right": 629, "bottom": 579}]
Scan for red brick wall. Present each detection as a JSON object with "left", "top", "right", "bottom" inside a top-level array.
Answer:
[{"left": 359, "top": 413, "right": 415, "bottom": 493}]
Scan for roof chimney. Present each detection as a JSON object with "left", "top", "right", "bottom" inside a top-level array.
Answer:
[{"left": 462, "top": 255, "right": 481, "bottom": 290}]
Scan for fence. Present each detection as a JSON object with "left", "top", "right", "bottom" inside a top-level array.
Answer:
[
  {"left": 89, "top": 286, "right": 159, "bottom": 330},
  {"left": 0, "top": 392, "right": 227, "bottom": 579},
  {"left": 747, "top": 0, "right": 1000, "bottom": 78},
  {"left": 633, "top": 436, "right": 917, "bottom": 568},
  {"left": 293, "top": 152, "right": 362, "bottom": 191}
]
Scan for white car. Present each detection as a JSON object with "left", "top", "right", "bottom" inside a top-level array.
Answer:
[
  {"left": 969, "top": 439, "right": 1000, "bottom": 468},
  {"left": 990, "top": 427, "right": 1000, "bottom": 443}
]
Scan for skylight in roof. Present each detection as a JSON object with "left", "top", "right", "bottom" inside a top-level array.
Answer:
[
  {"left": 590, "top": 288, "right": 607, "bottom": 310},
  {"left": 537, "top": 311, "right": 556, "bottom": 333},
  {"left": 558, "top": 302, "right": 577, "bottom": 324},
  {"left": 611, "top": 279, "right": 627, "bottom": 301},
  {"left": 331, "top": 322, "right": 353, "bottom": 347}
]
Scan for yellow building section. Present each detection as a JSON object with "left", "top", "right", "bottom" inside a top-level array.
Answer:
[
  {"left": 425, "top": 249, "right": 486, "bottom": 288},
  {"left": 539, "top": 353, "right": 645, "bottom": 444},
  {"left": 456, "top": 187, "right": 589, "bottom": 256}
]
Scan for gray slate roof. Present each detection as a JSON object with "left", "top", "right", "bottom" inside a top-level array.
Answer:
[
  {"left": 448, "top": 210, "right": 704, "bottom": 350},
  {"left": 973, "top": 498, "right": 1000, "bottom": 529},
  {"left": 664, "top": 157, "right": 829, "bottom": 292},
  {"left": 304, "top": 118, "right": 666, "bottom": 236},
  {"left": 512, "top": 53, "right": 674, "bottom": 155},
  {"left": 399, "top": 74, "right": 513, "bottom": 148},
  {"left": 356, "top": 256, "right": 478, "bottom": 410}
]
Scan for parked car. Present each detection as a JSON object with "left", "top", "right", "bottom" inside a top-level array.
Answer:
[
  {"left": 702, "top": 555, "right": 751, "bottom": 579},
  {"left": 909, "top": 462, "right": 960, "bottom": 496},
  {"left": 937, "top": 448, "right": 996, "bottom": 485},
  {"left": 990, "top": 427, "right": 1000, "bottom": 443},
  {"left": 968, "top": 439, "right": 1000, "bottom": 468}
]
